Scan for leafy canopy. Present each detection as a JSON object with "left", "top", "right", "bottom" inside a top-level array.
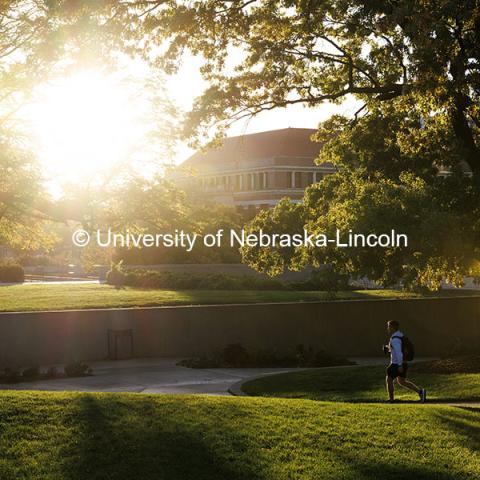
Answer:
[{"left": 121, "top": 0, "right": 480, "bottom": 289}]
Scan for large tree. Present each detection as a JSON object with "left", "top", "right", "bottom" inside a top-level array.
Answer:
[
  {"left": 0, "top": 1, "right": 175, "bottom": 250},
  {"left": 2, "top": 1, "right": 480, "bottom": 286},
  {"left": 119, "top": 0, "right": 479, "bottom": 289}
]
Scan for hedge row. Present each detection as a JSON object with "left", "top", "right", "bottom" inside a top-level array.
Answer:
[
  {"left": 0, "top": 263, "right": 25, "bottom": 283},
  {"left": 107, "top": 268, "right": 286, "bottom": 290},
  {"left": 106, "top": 265, "right": 353, "bottom": 291},
  {"left": 178, "top": 343, "right": 355, "bottom": 368}
]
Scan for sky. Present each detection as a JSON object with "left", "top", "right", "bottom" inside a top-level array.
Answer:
[
  {"left": 167, "top": 55, "right": 359, "bottom": 164},
  {"left": 25, "top": 52, "right": 359, "bottom": 191}
]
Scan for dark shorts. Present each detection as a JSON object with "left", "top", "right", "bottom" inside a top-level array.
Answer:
[{"left": 387, "top": 363, "right": 408, "bottom": 379}]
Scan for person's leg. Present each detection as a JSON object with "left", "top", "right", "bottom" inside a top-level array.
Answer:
[
  {"left": 397, "top": 376, "right": 421, "bottom": 394},
  {"left": 386, "top": 375, "right": 395, "bottom": 401}
]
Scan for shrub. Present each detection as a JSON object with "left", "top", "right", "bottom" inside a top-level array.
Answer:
[
  {"left": 412, "top": 355, "right": 480, "bottom": 374},
  {"left": 64, "top": 361, "right": 91, "bottom": 377},
  {"left": 21, "top": 366, "right": 40, "bottom": 380},
  {"left": 107, "top": 266, "right": 356, "bottom": 292},
  {"left": 45, "top": 366, "right": 59, "bottom": 379},
  {"left": 3, "top": 368, "right": 21, "bottom": 383},
  {"left": 221, "top": 343, "right": 249, "bottom": 366},
  {"left": 106, "top": 262, "right": 126, "bottom": 287},
  {"left": 291, "top": 267, "right": 351, "bottom": 292},
  {"left": 179, "top": 344, "right": 355, "bottom": 369},
  {"left": 17, "top": 254, "right": 62, "bottom": 267},
  {"left": 0, "top": 262, "right": 25, "bottom": 283},
  {"left": 110, "top": 268, "right": 290, "bottom": 291}
]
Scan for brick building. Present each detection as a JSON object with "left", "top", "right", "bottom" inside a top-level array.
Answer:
[{"left": 172, "top": 128, "right": 335, "bottom": 213}]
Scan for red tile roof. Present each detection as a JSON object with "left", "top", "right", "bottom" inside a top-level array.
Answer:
[{"left": 181, "top": 128, "right": 321, "bottom": 170}]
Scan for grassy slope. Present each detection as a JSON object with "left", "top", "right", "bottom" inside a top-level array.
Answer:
[
  {"left": 0, "top": 391, "right": 478, "bottom": 480},
  {"left": 242, "top": 365, "right": 480, "bottom": 403},
  {"left": 0, "top": 283, "right": 435, "bottom": 312}
]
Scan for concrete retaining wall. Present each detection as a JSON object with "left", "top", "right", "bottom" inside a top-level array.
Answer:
[{"left": 0, "top": 296, "right": 479, "bottom": 368}]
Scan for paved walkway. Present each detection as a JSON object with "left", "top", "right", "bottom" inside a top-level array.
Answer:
[
  {"left": 0, "top": 358, "right": 316, "bottom": 395},
  {"left": 4, "top": 356, "right": 473, "bottom": 406}
]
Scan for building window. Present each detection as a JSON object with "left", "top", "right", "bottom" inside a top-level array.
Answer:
[
  {"left": 253, "top": 173, "right": 259, "bottom": 190},
  {"left": 287, "top": 171, "right": 293, "bottom": 188},
  {"left": 307, "top": 172, "right": 314, "bottom": 186},
  {"left": 242, "top": 174, "right": 248, "bottom": 191},
  {"left": 294, "top": 172, "right": 301, "bottom": 188}
]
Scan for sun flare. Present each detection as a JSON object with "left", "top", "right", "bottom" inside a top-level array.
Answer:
[{"left": 29, "top": 71, "right": 143, "bottom": 182}]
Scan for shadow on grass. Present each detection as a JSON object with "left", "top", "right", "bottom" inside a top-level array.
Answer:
[
  {"left": 328, "top": 449, "right": 468, "bottom": 480},
  {"left": 60, "top": 394, "right": 269, "bottom": 480},
  {"left": 243, "top": 365, "right": 480, "bottom": 404},
  {"left": 433, "top": 406, "right": 480, "bottom": 452}
]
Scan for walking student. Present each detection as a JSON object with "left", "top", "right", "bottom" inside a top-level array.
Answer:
[{"left": 384, "top": 320, "right": 426, "bottom": 403}]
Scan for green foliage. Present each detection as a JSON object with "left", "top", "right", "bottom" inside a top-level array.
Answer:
[
  {"left": 115, "top": 202, "right": 243, "bottom": 265},
  {"left": 106, "top": 0, "right": 480, "bottom": 290},
  {"left": 17, "top": 254, "right": 63, "bottom": 267},
  {"left": 106, "top": 268, "right": 288, "bottom": 291},
  {"left": 0, "top": 140, "right": 54, "bottom": 251},
  {"left": 21, "top": 366, "right": 40, "bottom": 381},
  {"left": 240, "top": 199, "right": 307, "bottom": 277},
  {"left": 131, "top": 1, "right": 479, "bottom": 167},
  {"left": 178, "top": 343, "right": 355, "bottom": 369},
  {"left": 2, "top": 368, "right": 20, "bottom": 384},
  {"left": 221, "top": 343, "right": 249, "bottom": 367},
  {"left": 106, "top": 261, "right": 126, "bottom": 287},
  {"left": 290, "top": 266, "right": 351, "bottom": 292},
  {"left": 241, "top": 159, "right": 480, "bottom": 290},
  {"left": 64, "top": 361, "right": 91, "bottom": 377},
  {"left": 2, "top": 0, "right": 480, "bottom": 287},
  {"left": 0, "top": 262, "right": 24, "bottom": 283},
  {"left": 413, "top": 356, "right": 480, "bottom": 375}
]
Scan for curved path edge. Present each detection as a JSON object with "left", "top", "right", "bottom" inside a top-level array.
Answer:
[{"left": 228, "top": 371, "right": 480, "bottom": 407}]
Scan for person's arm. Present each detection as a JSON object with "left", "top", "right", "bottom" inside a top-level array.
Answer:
[{"left": 391, "top": 337, "right": 403, "bottom": 365}]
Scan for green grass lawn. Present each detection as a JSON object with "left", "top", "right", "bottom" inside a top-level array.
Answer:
[
  {"left": 242, "top": 365, "right": 480, "bottom": 403},
  {"left": 0, "top": 391, "right": 478, "bottom": 480},
  {"left": 0, "top": 282, "right": 475, "bottom": 312}
]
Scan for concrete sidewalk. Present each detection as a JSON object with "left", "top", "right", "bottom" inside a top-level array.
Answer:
[
  {"left": 0, "top": 357, "right": 423, "bottom": 396},
  {"left": 0, "top": 358, "right": 315, "bottom": 395}
]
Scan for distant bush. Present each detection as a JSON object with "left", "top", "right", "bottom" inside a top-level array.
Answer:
[
  {"left": 45, "top": 366, "right": 59, "bottom": 379},
  {"left": 0, "top": 262, "right": 25, "bottom": 283},
  {"left": 2, "top": 368, "right": 21, "bottom": 383},
  {"left": 106, "top": 268, "right": 288, "bottom": 291},
  {"left": 17, "top": 254, "right": 63, "bottom": 267},
  {"left": 64, "top": 361, "right": 92, "bottom": 377},
  {"left": 412, "top": 355, "right": 480, "bottom": 374},
  {"left": 106, "top": 262, "right": 126, "bottom": 287},
  {"left": 105, "top": 266, "right": 358, "bottom": 292},
  {"left": 222, "top": 343, "right": 249, "bottom": 367},
  {"left": 0, "top": 363, "right": 92, "bottom": 383},
  {"left": 178, "top": 344, "right": 356, "bottom": 369},
  {"left": 21, "top": 366, "right": 40, "bottom": 380},
  {"left": 290, "top": 266, "right": 352, "bottom": 292}
]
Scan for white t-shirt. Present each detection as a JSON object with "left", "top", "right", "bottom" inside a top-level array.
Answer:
[{"left": 389, "top": 330, "right": 404, "bottom": 365}]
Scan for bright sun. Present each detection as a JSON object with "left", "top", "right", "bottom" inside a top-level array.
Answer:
[{"left": 29, "top": 71, "right": 143, "bottom": 183}]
